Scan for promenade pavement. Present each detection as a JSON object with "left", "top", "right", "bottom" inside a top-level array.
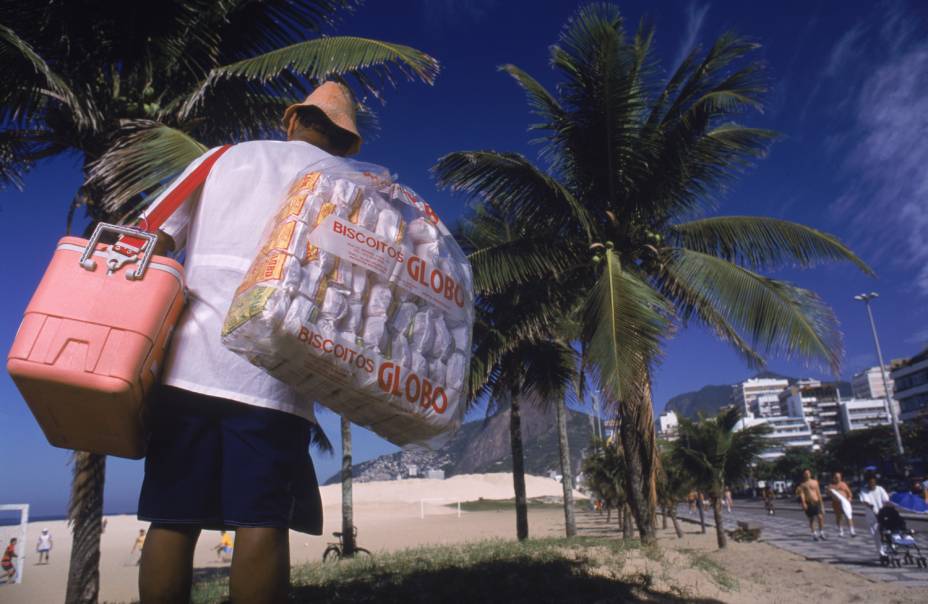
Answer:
[{"left": 676, "top": 500, "right": 928, "bottom": 587}]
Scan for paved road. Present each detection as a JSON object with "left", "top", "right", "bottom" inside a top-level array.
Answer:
[{"left": 677, "top": 499, "right": 928, "bottom": 587}]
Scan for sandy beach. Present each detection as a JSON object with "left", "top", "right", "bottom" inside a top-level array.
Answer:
[
  {"left": 1, "top": 473, "right": 920, "bottom": 603},
  {"left": 0, "top": 473, "right": 580, "bottom": 603}
]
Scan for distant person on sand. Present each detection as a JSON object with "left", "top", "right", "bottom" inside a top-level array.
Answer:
[
  {"left": 2, "top": 538, "right": 17, "bottom": 583},
  {"left": 131, "top": 529, "right": 146, "bottom": 565},
  {"left": 796, "top": 469, "right": 826, "bottom": 541},
  {"left": 135, "top": 82, "right": 352, "bottom": 603},
  {"left": 36, "top": 528, "right": 53, "bottom": 564},
  {"left": 859, "top": 473, "right": 892, "bottom": 557},
  {"left": 828, "top": 472, "right": 856, "bottom": 537},
  {"left": 215, "top": 531, "right": 234, "bottom": 561},
  {"left": 723, "top": 486, "right": 734, "bottom": 513}
]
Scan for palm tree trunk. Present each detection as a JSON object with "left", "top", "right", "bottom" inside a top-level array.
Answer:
[
  {"left": 509, "top": 395, "right": 529, "bottom": 541},
  {"left": 554, "top": 396, "right": 577, "bottom": 537},
  {"left": 669, "top": 504, "right": 684, "bottom": 538},
  {"left": 712, "top": 496, "right": 727, "bottom": 549},
  {"left": 340, "top": 416, "right": 355, "bottom": 557},
  {"left": 618, "top": 377, "right": 659, "bottom": 545},
  {"left": 696, "top": 496, "right": 706, "bottom": 534},
  {"left": 622, "top": 503, "right": 633, "bottom": 539},
  {"left": 66, "top": 452, "right": 105, "bottom": 604}
]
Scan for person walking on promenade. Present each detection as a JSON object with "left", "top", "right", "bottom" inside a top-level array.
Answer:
[
  {"left": 859, "top": 473, "right": 892, "bottom": 557},
  {"left": 723, "top": 486, "right": 734, "bottom": 513},
  {"left": 35, "top": 528, "right": 53, "bottom": 564},
  {"left": 763, "top": 485, "right": 776, "bottom": 515},
  {"left": 136, "top": 81, "right": 360, "bottom": 603},
  {"left": 797, "top": 469, "right": 827, "bottom": 541},
  {"left": 828, "top": 472, "right": 856, "bottom": 537}
]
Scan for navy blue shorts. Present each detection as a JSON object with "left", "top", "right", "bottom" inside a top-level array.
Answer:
[{"left": 138, "top": 386, "right": 322, "bottom": 535}]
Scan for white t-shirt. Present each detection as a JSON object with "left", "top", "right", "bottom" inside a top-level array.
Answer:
[
  {"left": 37, "top": 533, "right": 51, "bottom": 551},
  {"left": 142, "top": 140, "right": 345, "bottom": 420},
  {"left": 859, "top": 485, "right": 891, "bottom": 514}
]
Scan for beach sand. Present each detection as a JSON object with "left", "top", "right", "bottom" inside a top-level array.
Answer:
[
  {"left": 1, "top": 474, "right": 919, "bottom": 603},
  {"left": 0, "top": 473, "right": 580, "bottom": 603}
]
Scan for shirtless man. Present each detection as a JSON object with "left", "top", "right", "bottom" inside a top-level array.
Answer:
[
  {"left": 829, "top": 472, "right": 856, "bottom": 537},
  {"left": 797, "top": 469, "right": 826, "bottom": 541}
]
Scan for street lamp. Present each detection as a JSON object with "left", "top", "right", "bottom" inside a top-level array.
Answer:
[{"left": 853, "top": 292, "right": 904, "bottom": 456}]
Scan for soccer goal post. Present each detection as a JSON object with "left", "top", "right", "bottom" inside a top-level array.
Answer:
[
  {"left": 0, "top": 504, "right": 29, "bottom": 584},
  {"left": 418, "top": 498, "right": 462, "bottom": 519}
]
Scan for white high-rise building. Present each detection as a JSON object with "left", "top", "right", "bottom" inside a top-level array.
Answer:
[
  {"left": 852, "top": 366, "right": 894, "bottom": 400},
  {"left": 782, "top": 381, "right": 841, "bottom": 448},
  {"left": 658, "top": 410, "right": 679, "bottom": 439},
  {"left": 838, "top": 398, "right": 894, "bottom": 433},
  {"left": 731, "top": 378, "right": 790, "bottom": 418},
  {"left": 891, "top": 348, "right": 928, "bottom": 422},
  {"left": 734, "top": 414, "right": 814, "bottom": 461}
]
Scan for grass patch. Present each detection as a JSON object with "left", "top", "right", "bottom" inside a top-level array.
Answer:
[
  {"left": 452, "top": 497, "right": 587, "bottom": 512},
  {"left": 686, "top": 551, "right": 739, "bottom": 592},
  {"left": 192, "top": 537, "right": 723, "bottom": 603}
]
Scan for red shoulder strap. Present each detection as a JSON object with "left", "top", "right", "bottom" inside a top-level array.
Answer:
[
  {"left": 138, "top": 144, "right": 233, "bottom": 233},
  {"left": 114, "top": 144, "right": 232, "bottom": 254}
]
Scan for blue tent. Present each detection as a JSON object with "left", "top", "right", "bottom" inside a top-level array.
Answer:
[{"left": 890, "top": 492, "right": 928, "bottom": 513}]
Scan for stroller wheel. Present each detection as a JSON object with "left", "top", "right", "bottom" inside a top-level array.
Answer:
[{"left": 880, "top": 555, "right": 890, "bottom": 567}]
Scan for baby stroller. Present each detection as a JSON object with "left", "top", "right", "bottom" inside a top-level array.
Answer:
[{"left": 877, "top": 505, "right": 927, "bottom": 568}]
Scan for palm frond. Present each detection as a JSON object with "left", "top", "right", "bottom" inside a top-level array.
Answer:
[
  {"left": 499, "top": 64, "right": 565, "bottom": 134},
  {"left": 0, "top": 24, "right": 98, "bottom": 129},
  {"left": 582, "top": 249, "right": 668, "bottom": 407},
  {"left": 434, "top": 151, "right": 595, "bottom": 240},
  {"left": 178, "top": 36, "right": 439, "bottom": 119},
  {"left": 670, "top": 216, "right": 873, "bottom": 274},
  {"left": 662, "top": 248, "right": 844, "bottom": 373},
  {"left": 87, "top": 122, "right": 208, "bottom": 214}
]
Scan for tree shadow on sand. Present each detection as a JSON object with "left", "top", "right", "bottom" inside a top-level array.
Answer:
[{"left": 287, "top": 557, "right": 724, "bottom": 604}]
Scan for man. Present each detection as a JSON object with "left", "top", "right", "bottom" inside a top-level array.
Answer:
[
  {"left": 215, "top": 531, "right": 234, "bottom": 561},
  {"left": 137, "top": 81, "right": 361, "bottom": 604},
  {"left": 828, "top": 472, "right": 856, "bottom": 537},
  {"left": 2, "top": 538, "right": 17, "bottom": 583},
  {"left": 36, "top": 528, "right": 53, "bottom": 564},
  {"left": 859, "top": 473, "right": 892, "bottom": 557},
  {"left": 796, "top": 469, "right": 827, "bottom": 541},
  {"left": 131, "top": 529, "right": 146, "bottom": 565},
  {"left": 762, "top": 485, "right": 776, "bottom": 516}
]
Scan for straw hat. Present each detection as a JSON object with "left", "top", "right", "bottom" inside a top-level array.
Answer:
[{"left": 282, "top": 81, "right": 362, "bottom": 156}]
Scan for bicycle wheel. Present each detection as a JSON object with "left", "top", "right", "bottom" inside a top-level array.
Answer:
[
  {"left": 354, "top": 547, "right": 372, "bottom": 558},
  {"left": 322, "top": 545, "right": 341, "bottom": 563}
]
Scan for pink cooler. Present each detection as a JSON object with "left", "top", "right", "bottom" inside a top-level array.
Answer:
[
  {"left": 8, "top": 230, "right": 185, "bottom": 459},
  {"left": 7, "top": 145, "right": 230, "bottom": 459}
]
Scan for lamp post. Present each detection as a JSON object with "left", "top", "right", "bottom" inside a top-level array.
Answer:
[{"left": 853, "top": 292, "right": 904, "bottom": 456}]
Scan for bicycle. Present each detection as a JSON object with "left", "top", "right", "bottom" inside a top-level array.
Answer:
[{"left": 322, "top": 526, "right": 371, "bottom": 562}]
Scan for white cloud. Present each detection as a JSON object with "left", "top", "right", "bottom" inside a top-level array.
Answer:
[
  {"left": 673, "top": 3, "right": 710, "bottom": 70},
  {"left": 829, "top": 17, "right": 928, "bottom": 294},
  {"left": 825, "top": 24, "right": 866, "bottom": 77}
]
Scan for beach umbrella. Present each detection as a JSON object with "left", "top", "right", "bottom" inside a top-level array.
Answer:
[{"left": 890, "top": 492, "right": 928, "bottom": 514}]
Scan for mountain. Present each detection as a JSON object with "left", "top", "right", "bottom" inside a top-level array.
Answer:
[
  {"left": 664, "top": 373, "right": 853, "bottom": 420},
  {"left": 324, "top": 404, "right": 596, "bottom": 485}
]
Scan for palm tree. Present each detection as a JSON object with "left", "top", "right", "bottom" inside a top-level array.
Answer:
[
  {"left": 673, "top": 407, "right": 770, "bottom": 548},
  {"left": 340, "top": 416, "right": 355, "bottom": 557},
  {"left": 2, "top": 2, "right": 437, "bottom": 598},
  {"left": 434, "top": 3, "right": 870, "bottom": 544},
  {"left": 580, "top": 437, "right": 634, "bottom": 538},
  {"left": 459, "top": 206, "right": 581, "bottom": 540},
  {"left": 656, "top": 448, "right": 692, "bottom": 539}
]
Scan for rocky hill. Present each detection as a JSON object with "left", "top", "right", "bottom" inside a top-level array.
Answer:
[
  {"left": 664, "top": 372, "right": 853, "bottom": 419},
  {"left": 324, "top": 404, "right": 595, "bottom": 485}
]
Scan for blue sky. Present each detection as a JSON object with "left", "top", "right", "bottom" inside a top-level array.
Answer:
[{"left": 2, "top": 0, "right": 926, "bottom": 516}]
